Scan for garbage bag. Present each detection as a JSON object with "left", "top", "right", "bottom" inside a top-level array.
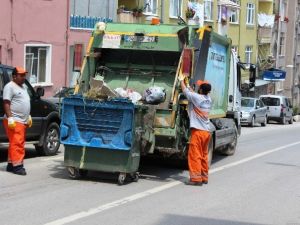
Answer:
[
  {"left": 143, "top": 86, "right": 166, "bottom": 104},
  {"left": 115, "top": 88, "right": 142, "bottom": 104}
]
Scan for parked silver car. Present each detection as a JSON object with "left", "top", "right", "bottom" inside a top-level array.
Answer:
[
  {"left": 241, "top": 97, "right": 268, "bottom": 127},
  {"left": 259, "top": 95, "right": 293, "bottom": 124}
]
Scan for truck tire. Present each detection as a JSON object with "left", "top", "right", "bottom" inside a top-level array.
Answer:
[
  {"left": 35, "top": 122, "right": 60, "bottom": 156},
  {"left": 222, "top": 126, "right": 237, "bottom": 156}
]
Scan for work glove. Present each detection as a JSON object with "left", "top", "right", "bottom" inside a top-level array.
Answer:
[
  {"left": 8, "top": 117, "right": 16, "bottom": 129},
  {"left": 178, "top": 72, "right": 186, "bottom": 81},
  {"left": 27, "top": 115, "right": 32, "bottom": 128}
]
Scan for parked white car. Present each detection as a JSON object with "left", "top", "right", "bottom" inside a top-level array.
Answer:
[
  {"left": 259, "top": 95, "right": 293, "bottom": 124},
  {"left": 241, "top": 97, "right": 268, "bottom": 127}
]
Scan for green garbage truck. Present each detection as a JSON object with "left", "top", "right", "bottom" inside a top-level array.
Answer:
[{"left": 60, "top": 22, "right": 254, "bottom": 184}]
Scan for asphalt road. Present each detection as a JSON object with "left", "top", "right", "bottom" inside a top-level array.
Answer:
[{"left": 1, "top": 122, "right": 300, "bottom": 225}]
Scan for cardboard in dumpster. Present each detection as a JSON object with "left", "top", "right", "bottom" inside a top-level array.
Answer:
[{"left": 85, "top": 75, "right": 117, "bottom": 99}]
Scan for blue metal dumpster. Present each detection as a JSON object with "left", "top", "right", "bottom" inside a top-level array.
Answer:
[{"left": 60, "top": 96, "right": 140, "bottom": 184}]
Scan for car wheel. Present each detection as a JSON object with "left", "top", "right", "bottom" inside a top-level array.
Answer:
[
  {"left": 281, "top": 116, "right": 286, "bottom": 125},
  {"left": 249, "top": 116, "right": 255, "bottom": 127},
  {"left": 35, "top": 122, "right": 60, "bottom": 156},
  {"left": 261, "top": 116, "right": 267, "bottom": 127}
]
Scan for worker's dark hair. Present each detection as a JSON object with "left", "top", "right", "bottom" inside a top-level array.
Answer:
[
  {"left": 12, "top": 68, "right": 17, "bottom": 76},
  {"left": 199, "top": 83, "right": 211, "bottom": 95}
]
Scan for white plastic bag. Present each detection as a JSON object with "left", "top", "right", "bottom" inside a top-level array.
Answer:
[{"left": 143, "top": 86, "right": 166, "bottom": 104}]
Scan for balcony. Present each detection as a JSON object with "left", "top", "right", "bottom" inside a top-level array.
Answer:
[{"left": 258, "top": 27, "right": 272, "bottom": 44}]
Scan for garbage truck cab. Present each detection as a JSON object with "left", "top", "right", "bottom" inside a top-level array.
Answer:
[{"left": 60, "top": 22, "right": 254, "bottom": 184}]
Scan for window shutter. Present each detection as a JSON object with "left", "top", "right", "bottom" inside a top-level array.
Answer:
[{"left": 73, "top": 44, "right": 83, "bottom": 71}]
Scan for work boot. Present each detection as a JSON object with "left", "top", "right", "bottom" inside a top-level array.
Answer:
[
  {"left": 13, "top": 165, "right": 27, "bottom": 176},
  {"left": 185, "top": 180, "right": 202, "bottom": 186},
  {"left": 6, "top": 163, "right": 13, "bottom": 172}
]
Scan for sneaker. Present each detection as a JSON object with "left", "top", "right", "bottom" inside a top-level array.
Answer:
[
  {"left": 185, "top": 180, "right": 202, "bottom": 186},
  {"left": 6, "top": 163, "right": 13, "bottom": 172},
  {"left": 13, "top": 165, "right": 27, "bottom": 176}
]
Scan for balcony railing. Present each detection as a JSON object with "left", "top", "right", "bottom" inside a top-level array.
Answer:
[
  {"left": 258, "top": 27, "right": 272, "bottom": 43},
  {"left": 70, "top": 15, "right": 113, "bottom": 30}
]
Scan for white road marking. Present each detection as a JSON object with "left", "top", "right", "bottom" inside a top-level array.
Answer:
[{"left": 44, "top": 140, "right": 300, "bottom": 225}]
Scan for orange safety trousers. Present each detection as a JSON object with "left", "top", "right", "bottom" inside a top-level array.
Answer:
[
  {"left": 188, "top": 129, "right": 211, "bottom": 183},
  {"left": 3, "top": 119, "right": 26, "bottom": 166}
]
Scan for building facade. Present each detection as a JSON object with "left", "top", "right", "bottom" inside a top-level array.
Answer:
[{"left": 0, "top": 0, "right": 115, "bottom": 97}]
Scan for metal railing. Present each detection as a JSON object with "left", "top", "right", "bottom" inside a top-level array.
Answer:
[{"left": 70, "top": 15, "right": 113, "bottom": 30}]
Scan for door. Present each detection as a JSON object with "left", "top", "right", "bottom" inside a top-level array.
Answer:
[{"left": 23, "top": 81, "right": 44, "bottom": 139}]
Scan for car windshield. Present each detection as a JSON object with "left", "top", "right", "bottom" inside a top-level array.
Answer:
[
  {"left": 260, "top": 97, "right": 280, "bottom": 106},
  {"left": 241, "top": 98, "right": 254, "bottom": 107}
]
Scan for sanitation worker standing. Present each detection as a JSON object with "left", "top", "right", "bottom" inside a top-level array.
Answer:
[
  {"left": 3, "top": 67, "right": 32, "bottom": 175},
  {"left": 179, "top": 76, "right": 212, "bottom": 186}
]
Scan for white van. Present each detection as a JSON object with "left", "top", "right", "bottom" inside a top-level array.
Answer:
[{"left": 259, "top": 95, "right": 293, "bottom": 124}]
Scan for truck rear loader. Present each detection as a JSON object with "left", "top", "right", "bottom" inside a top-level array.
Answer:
[{"left": 60, "top": 22, "right": 254, "bottom": 184}]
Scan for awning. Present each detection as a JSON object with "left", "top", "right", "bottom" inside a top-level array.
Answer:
[
  {"left": 218, "top": 0, "right": 240, "bottom": 9},
  {"left": 263, "top": 68, "right": 286, "bottom": 81}
]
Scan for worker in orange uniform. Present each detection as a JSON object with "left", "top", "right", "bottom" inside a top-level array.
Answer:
[
  {"left": 3, "top": 67, "right": 32, "bottom": 175},
  {"left": 179, "top": 76, "right": 212, "bottom": 186}
]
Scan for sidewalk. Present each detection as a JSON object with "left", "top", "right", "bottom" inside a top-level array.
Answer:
[{"left": 293, "top": 115, "right": 300, "bottom": 122}]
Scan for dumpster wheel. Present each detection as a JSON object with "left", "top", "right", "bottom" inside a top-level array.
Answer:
[
  {"left": 130, "top": 172, "right": 139, "bottom": 182},
  {"left": 67, "top": 166, "right": 88, "bottom": 179},
  {"left": 118, "top": 172, "right": 126, "bottom": 185}
]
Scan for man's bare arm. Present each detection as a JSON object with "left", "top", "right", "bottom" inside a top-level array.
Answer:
[{"left": 3, "top": 100, "right": 12, "bottom": 117}]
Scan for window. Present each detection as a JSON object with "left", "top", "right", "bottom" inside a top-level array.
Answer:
[
  {"left": 229, "top": 1, "right": 239, "bottom": 23},
  {"left": 144, "top": 0, "right": 158, "bottom": 15},
  {"left": 25, "top": 45, "right": 52, "bottom": 84},
  {"left": 246, "top": 3, "right": 255, "bottom": 25},
  {"left": 73, "top": 44, "right": 83, "bottom": 71},
  {"left": 245, "top": 46, "right": 253, "bottom": 67},
  {"left": 169, "top": 0, "right": 182, "bottom": 18},
  {"left": 279, "top": 35, "right": 285, "bottom": 56},
  {"left": 204, "top": 0, "right": 213, "bottom": 21}
]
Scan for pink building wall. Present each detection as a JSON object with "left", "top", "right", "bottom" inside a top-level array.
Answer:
[{"left": 0, "top": 0, "right": 91, "bottom": 97}]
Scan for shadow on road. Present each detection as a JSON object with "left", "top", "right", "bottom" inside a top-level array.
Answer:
[
  {"left": 0, "top": 145, "right": 39, "bottom": 163},
  {"left": 156, "top": 214, "right": 265, "bottom": 225},
  {"left": 47, "top": 155, "right": 188, "bottom": 185}
]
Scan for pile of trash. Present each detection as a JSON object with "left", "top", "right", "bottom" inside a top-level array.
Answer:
[{"left": 85, "top": 75, "right": 166, "bottom": 105}]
